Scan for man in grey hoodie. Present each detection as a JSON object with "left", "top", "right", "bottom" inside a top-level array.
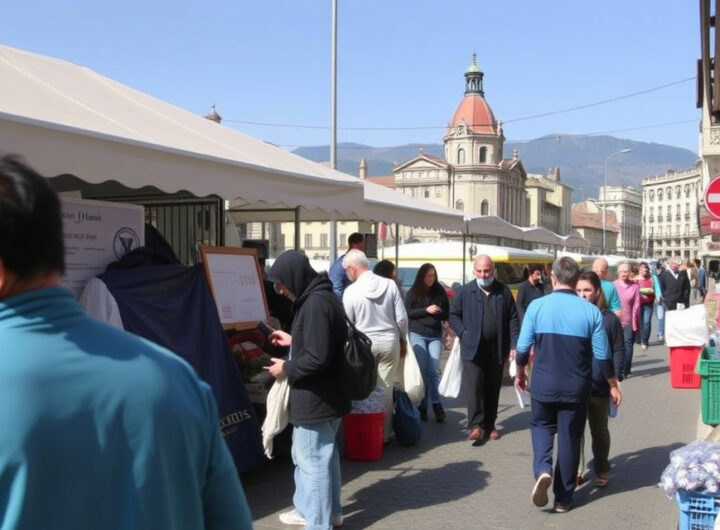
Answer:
[{"left": 342, "top": 250, "right": 409, "bottom": 443}]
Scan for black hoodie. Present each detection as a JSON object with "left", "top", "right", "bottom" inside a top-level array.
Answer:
[{"left": 269, "top": 252, "right": 350, "bottom": 425}]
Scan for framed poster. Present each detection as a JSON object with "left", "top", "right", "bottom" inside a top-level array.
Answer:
[
  {"left": 60, "top": 196, "right": 144, "bottom": 298},
  {"left": 199, "top": 246, "right": 270, "bottom": 329}
]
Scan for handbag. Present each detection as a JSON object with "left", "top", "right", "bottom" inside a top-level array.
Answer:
[
  {"left": 397, "top": 335, "right": 425, "bottom": 403},
  {"left": 439, "top": 336, "right": 462, "bottom": 398},
  {"left": 392, "top": 387, "right": 422, "bottom": 446}
]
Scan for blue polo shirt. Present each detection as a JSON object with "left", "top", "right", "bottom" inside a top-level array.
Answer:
[
  {"left": 602, "top": 279, "right": 621, "bottom": 313},
  {"left": 517, "top": 288, "right": 613, "bottom": 403},
  {"left": 0, "top": 287, "right": 252, "bottom": 529}
]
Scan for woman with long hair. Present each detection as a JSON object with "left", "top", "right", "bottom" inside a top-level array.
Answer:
[
  {"left": 575, "top": 271, "right": 625, "bottom": 488},
  {"left": 404, "top": 263, "right": 450, "bottom": 422}
]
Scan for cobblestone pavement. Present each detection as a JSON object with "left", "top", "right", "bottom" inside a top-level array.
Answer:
[{"left": 244, "top": 332, "right": 702, "bottom": 529}]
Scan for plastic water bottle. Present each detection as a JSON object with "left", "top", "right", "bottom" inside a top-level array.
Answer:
[{"left": 608, "top": 396, "right": 618, "bottom": 418}]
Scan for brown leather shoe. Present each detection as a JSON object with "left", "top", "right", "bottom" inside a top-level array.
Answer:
[
  {"left": 488, "top": 429, "right": 501, "bottom": 440},
  {"left": 467, "top": 426, "right": 484, "bottom": 441}
]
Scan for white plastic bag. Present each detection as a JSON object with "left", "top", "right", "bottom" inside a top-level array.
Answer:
[
  {"left": 398, "top": 337, "right": 425, "bottom": 403},
  {"left": 665, "top": 304, "right": 707, "bottom": 347},
  {"left": 439, "top": 337, "right": 462, "bottom": 398},
  {"left": 261, "top": 377, "right": 290, "bottom": 459}
]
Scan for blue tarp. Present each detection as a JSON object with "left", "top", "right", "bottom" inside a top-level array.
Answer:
[{"left": 99, "top": 260, "right": 265, "bottom": 473}]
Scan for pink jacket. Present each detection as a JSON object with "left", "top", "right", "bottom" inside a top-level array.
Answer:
[{"left": 613, "top": 279, "right": 640, "bottom": 328}]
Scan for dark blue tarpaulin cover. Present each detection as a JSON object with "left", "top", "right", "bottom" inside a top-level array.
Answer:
[{"left": 99, "top": 259, "right": 265, "bottom": 473}]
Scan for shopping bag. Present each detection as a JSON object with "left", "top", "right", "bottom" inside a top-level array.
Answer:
[
  {"left": 439, "top": 336, "right": 462, "bottom": 398},
  {"left": 398, "top": 337, "right": 424, "bottom": 403},
  {"left": 666, "top": 304, "right": 707, "bottom": 347},
  {"left": 392, "top": 387, "right": 422, "bottom": 446},
  {"left": 261, "top": 378, "right": 290, "bottom": 459}
]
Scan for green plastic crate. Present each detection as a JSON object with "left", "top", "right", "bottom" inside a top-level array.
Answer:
[{"left": 696, "top": 347, "right": 720, "bottom": 426}]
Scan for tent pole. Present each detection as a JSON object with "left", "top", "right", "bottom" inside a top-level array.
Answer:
[
  {"left": 329, "top": 0, "right": 338, "bottom": 264},
  {"left": 394, "top": 223, "right": 399, "bottom": 268},
  {"left": 462, "top": 228, "right": 468, "bottom": 284}
]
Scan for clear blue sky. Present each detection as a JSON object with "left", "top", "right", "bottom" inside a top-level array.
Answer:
[{"left": 0, "top": 1, "right": 701, "bottom": 153}]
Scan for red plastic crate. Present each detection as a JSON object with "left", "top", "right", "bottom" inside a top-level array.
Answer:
[
  {"left": 343, "top": 412, "right": 385, "bottom": 461},
  {"left": 670, "top": 346, "right": 702, "bottom": 389}
]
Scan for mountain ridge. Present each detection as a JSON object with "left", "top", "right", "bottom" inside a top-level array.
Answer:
[{"left": 293, "top": 135, "right": 698, "bottom": 201}]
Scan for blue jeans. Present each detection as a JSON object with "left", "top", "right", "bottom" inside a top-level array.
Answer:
[
  {"left": 410, "top": 332, "right": 443, "bottom": 408},
  {"left": 656, "top": 303, "right": 665, "bottom": 337},
  {"left": 622, "top": 324, "right": 635, "bottom": 377},
  {"left": 292, "top": 419, "right": 342, "bottom": 530},
  {"left": 640, "top": 304, "right": 653, "bottom": 345}
]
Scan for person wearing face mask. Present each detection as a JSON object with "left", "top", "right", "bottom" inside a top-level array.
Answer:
[{"left": 449, "top": 254, "right": 519, "bottom": 444}]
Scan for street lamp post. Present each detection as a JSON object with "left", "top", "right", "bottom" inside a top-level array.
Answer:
[{"left": 602, "top": 148, "right": 632, "bottom": 254}]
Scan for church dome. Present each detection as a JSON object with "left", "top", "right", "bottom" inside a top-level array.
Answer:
[
  {"left": 449, "top": 54, "right": 498, "bottom": 134},
  {"left": 450, "top": 96, "right": 497, "bottom": 134}
]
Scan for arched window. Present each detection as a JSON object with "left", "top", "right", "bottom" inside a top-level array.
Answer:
[
  {"left": 455, "top": 199, "right": 464, "bottom": 211},
  {"left": 666, "top": 187, "right": 672, "bottom": 199},
  {"left": 481, "top": 200, "right": 489, "bottom": 215},
  {"left": 649, "top": 190, "right": 655, "bottom": 201},
  {"left": 479, "top": 146, "right": 487, "bottom": 163},
  {"left": 457, "top": 148, "right": 466, "bottom": 164},
  {"left": 658, "top": 189, "right": 663, "bottom": 200}
]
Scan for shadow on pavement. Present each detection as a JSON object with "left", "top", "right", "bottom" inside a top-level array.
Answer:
[
  {"left": 342, "top": 460, "right": 488, "bottom": 528},
  {"left": 573, "top": 442, "right": 685, "bottom": 508}
]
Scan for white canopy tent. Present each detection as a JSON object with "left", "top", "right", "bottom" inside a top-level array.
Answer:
[
  {"left": 0, "top": 44, "right": 366, "bottom": 214},
  {"left": 360, "top": 181, "right": 466, "bottom": 232},
  {"left": 518, "top": 226, "right": 564, "bottom": 247},
  {"left": 228, "top": 180, "right": 467, "bottom": 233},
  {"left": 561, "top": 233, "right": 591, "bottom": 250},
  {"left": 465, "top": 215, "right": 525, "bottom": 240}
]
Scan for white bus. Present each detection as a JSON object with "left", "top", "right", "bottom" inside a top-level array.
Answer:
[{"left": 379, "top": 241, "right": 554, "bottom": 297}]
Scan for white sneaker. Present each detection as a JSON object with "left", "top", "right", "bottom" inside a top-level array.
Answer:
[
  {"left": 532, "top": 472, "right": 552, "bottom": 507},
  {"left": 279, "top": 510, "right": 305, "bottom": 526},
  {"left": 279, "top": 509, "right": 344, "bottom": 527},
  {"left": 642, "top": 344, "right": 648, "bottom": 351}
]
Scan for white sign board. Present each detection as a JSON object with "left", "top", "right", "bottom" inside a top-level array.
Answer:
[
  {"left": 200, "top": 246, "right": 269, "bottom": 328},
  {"left": 60, "top": 197, "right": 145, "bottom": 297}
]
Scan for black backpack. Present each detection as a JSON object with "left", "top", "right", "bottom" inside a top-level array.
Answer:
[{"left": 338, "top": 313, "right": 377, "bottom": 400}]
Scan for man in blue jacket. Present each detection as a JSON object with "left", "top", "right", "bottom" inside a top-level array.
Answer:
[
  {"left": 328, "top": 232, "right": 365, "bottom": 298},
  {"left": 449, "top": 254, "right": 519, "bottom": 443},
  {"left": 515, "top": 257, "right": 622, "bottom": 514},
  {"left": 0, "top": 156, "right": 252, "bottom": 529}
]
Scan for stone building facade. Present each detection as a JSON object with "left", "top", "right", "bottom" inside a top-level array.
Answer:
[
  {"left": 525, "top": 168, "right": 572, "bottom": 235},
  {"left": 599, "top": 185, "right": 642, "bottom": 257},
  {"left": 641, "top": 163, "right": 702, "bottom": 260},
  {"left": 391, "top": 55, "right": 528, "bottom": 241},
  {"left": 571, "top": 200, "right": 619, "bottom": 254}
]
